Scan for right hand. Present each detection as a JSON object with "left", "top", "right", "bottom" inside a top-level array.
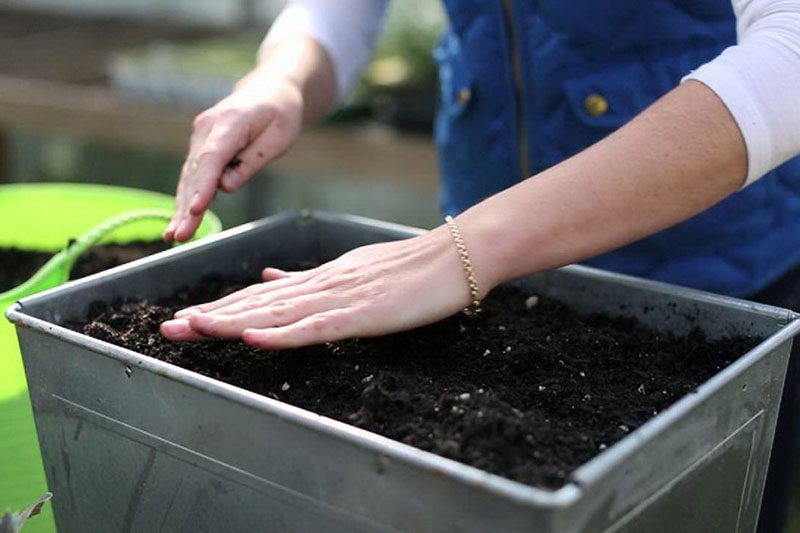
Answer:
[{"left": 164, "top": 73, "right": 304, "bottom": 242}]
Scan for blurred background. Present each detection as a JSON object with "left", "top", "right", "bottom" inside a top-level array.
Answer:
[{"left": 0, "top": 0, "right": 444, "bottom": 231}]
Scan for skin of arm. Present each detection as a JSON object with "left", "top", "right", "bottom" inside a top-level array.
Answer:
[
  {"left": 160, "top": 79, "right": 747, "bottom": 348},
  {"left": 163, "top": 37, "right": 337, "bottom": 243},
  {"left": 462, "top": 79, "right": 745, "bottom": 290}
]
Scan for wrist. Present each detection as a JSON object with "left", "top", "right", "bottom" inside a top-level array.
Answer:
[
  {"left": 232, "top": 68, "right": 306, "bottom": 124},
  {"left": 247, "top": 37, "right": 336, "bottom": 124},
  {"left": 419, "top": 226, "right": 480, "bottom": 310},
  {"left": 235, "top": 65, "right": 302, "bottom": 100},
  {"left": 431, "top": 217, "right": 502, "bottom": 301},
  {"left": 449, "top": 208, "right": 525, "bottom": 296}
]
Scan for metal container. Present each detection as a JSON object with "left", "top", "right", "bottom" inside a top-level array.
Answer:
[{"left": 8, "top": 211, "right": 800, "bottom": 533}]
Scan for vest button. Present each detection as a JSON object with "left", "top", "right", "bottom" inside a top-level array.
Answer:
[
  {"left": 584, "top": 93, "right": 609, "bottom": 117},
  {"left": 457, "top": 88, "right": 472, "bottom": 106}
]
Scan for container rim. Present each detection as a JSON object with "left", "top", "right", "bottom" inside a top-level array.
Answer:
[
  {"left": 569, "top": 317, "right": 800, "bottom": 487},
  {"left": 7, "top": 210, "right": 800, "bottom": 510}
]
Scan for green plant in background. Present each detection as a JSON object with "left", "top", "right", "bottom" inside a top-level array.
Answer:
[
  {"left": 118, "top": 36, "right": 258, "bottom": 79},
  {"left": 109, "top": 1, "right": 445, "bottom": 126},
  {"left": 360, "top": 0, "right": 445, "bottom": 92},
  {"left": 347, "top": 0, "right": 445, "bottom": 129}
]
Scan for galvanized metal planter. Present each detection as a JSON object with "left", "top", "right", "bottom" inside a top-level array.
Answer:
[{"left": 8, "top": 211, "right": 800, "bottom": 533}]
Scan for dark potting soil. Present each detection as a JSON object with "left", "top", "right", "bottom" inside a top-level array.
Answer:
[
  {"left": 0, "top": 248, "right": 52, "bottom": 293},
  {"left": 75, "top": 275, "right": 758, "bottom": 489},
  {"left": 0, "top": 241, "right": 170, "bottom": 293},
  {"left": 66, "top": 241, "right": 170, "bottom": 281}
]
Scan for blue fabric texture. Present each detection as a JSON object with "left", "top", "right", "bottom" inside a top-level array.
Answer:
[{"left": 435, "top": 0, "right": 800, "bottom": 297}]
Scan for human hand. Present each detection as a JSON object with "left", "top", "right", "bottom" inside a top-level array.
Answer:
[
  {"left": 164, "top": 74, "right": 303, "bottom": 243},
  {"left": 160, "top": 228, "right": 482, "bottom": 348}
]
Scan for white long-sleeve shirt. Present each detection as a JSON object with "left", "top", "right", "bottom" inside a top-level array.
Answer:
[{"left": 263, "top": 0, "right": 800, "bottom": 186}]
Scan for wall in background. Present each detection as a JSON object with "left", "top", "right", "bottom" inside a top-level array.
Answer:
[{"left": 0, "top": 0, "right": 286, "bottom": 27}]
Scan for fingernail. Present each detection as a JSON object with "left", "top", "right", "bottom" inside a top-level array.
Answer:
[
  {"left": 174, "top": 307, "right": 201, "bottom": 318},
  {"left": 189, "top": 314, "right": 215, "bottom": 328},
  {"left": 175, "top": 218, "right": 192, "bottom": 242},
  {"left": 221, "top": 171, "right": 244, "bottom": 192},
  {"left": 160, "top": 318, "right": 188, "bottom": 335},
  {"left": 242, "top": 329, "right": 260, "bottom": 344},
  {"left": 163, "top": 221, "right": 176, "bottom": 240},
  {"left": 262, "top": 267, "right": 288, "bottom": 281},
  {"left": 161, "top": 320, "right": 207, "bottom": 341}
]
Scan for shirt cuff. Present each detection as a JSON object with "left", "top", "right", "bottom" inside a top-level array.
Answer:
[{"left": 261, "top": 1, "right": 386, "bottom": 103}]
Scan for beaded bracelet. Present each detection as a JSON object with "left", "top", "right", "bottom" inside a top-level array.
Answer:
[{"left": 444, "top": 216, "right": 481, "bottom": 316}]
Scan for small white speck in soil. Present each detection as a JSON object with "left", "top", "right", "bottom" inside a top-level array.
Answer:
[{"left": 281, "top": 382, "right": 290, "bottom": 391}]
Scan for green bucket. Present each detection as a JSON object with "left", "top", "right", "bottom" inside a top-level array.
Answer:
[{"left": 0, "top": 183, "right": 221, "bottom": 531}]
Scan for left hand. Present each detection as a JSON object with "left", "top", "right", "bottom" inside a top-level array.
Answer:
[{"left": 160, "top": 228, "right": 476, "bottom": 349}]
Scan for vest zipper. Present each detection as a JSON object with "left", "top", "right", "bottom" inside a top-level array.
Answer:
[{"left": 501, "top": 0, "right": 531, "bottom": 180}]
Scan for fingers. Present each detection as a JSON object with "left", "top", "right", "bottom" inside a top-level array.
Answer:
[
  {"left": 218, "top": 117, "right": 293, "bottom": 194},
  {"left": 188, "top": 126, "right": 246, "bottom": 214},
  {"left": 168, "top": 119, "right": 249, "bottom": 243},
  {"left": 159, "top": 318, "right": 211, "bottom": 341},
  {"left": 185, "top": 293, "right": 335, "bottom": 338},
  {"left": 173, "top": 283, "right": 267, "bottom": 319},
  {"left": 262, "top": 267, "right": 289, "bottom": 281},
  {"left": 243, "top": 309, "right": 359, "bottom": 349},
  {"left": 172, "top": 270, "right": 304, "bottom": 318},
  {"left": 165, "top": 119, "right": 213, "bottom": 242},
  {"left": 219, "top": 167, "right": 246, "bottom": 194},
  {"left": 194, "top": 283, "right": 318, "bottom": 318},
  {"left": 164, "top": 161, "right": 197, "bottom": 243}
]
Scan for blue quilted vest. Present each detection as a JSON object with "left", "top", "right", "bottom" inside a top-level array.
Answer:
[{"left": 435, "top": 0, "right": 800, "bottom": 297}]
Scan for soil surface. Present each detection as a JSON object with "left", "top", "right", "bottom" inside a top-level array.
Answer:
[
  {"left": 0, "top": 248, "right": 53, "bottom": 293},
  {"left": 67, "top": 241, "right": 170, "bottom": 280},
  {"left": 74, "top": 275, "right": 760, "bottom": 489},
  {"left": 0, "top": 241, "right": 169, "bottom": 293}
]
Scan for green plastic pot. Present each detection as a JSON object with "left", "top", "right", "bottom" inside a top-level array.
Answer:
[{"left": 0, "top": 183, "right": 221, "bottom": 532}]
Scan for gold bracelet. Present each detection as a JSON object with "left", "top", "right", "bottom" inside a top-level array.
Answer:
[{"left": 444, "top": 216, "right": 481, "bottom": 316}]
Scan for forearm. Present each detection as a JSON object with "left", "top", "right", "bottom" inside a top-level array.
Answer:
[
  {"left": 458, "top": 80, "right": 746, "bottom": 293},
  {"left": 237, "top": 37, "right": 336, "bottom": 125}
]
